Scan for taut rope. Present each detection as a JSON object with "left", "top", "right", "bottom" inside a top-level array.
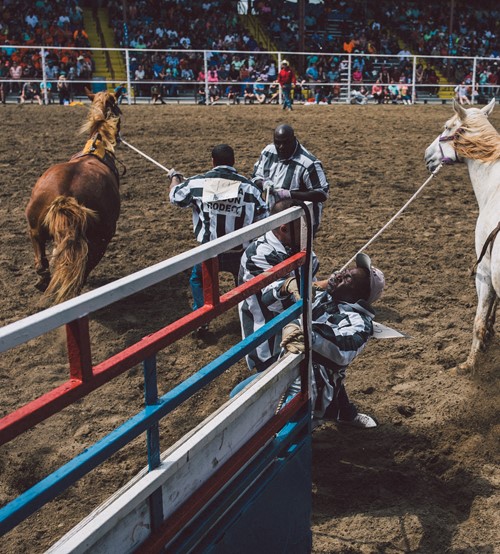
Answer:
[
  {"left": 119, "top": 136, "right": 443, "bottom": 273},
  {"left": 338, "top": 164, "right": 443, "bottom": 272},
  {"left": 119, "top": 137, "right": 172, "bottom": 173}
]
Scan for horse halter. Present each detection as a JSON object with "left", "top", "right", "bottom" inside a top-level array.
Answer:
[{"left": 438, "top": 128, "right": 463, "bottom": 165}]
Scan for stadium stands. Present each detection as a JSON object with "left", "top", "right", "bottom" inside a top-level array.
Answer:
[{"left": 1, "top": 0, "right": 498, "bottom": 104}]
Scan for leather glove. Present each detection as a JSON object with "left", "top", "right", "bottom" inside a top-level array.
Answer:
[
  {"left": 280, "top": 322, "right": 304, "bottom": 354},
  {"left": 167, "top": 168, "right": 184, "bottom": 180},
  {"left": 281, "top": 276, "right": 301, "bottom": 301},
  {"left": 273, "top": 188, "right": 291, "bottom": 200}
]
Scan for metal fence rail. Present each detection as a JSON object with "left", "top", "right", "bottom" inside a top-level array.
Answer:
[
  {"left": 0, "top": 205, "right": 312, "bottom": 546},
  {"left": 1, "top": 44, "right": 498, "bottom": 105}
]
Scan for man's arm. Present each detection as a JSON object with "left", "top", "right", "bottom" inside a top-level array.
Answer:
[
  {"left": 167, "top": 169, "right": 185, "bottom": 194},
  {"left": 251, "top": 145, "right": 274, "bottom": 183},
  {"left": 241, "top": 241, "right": 292, "bottom": 312},
  {"left": 288, "top": 189, "right": 328, "bottom": 202},
  {"left": 276, "top": 158, "right": 329, "bottom": 202},
  {"left": 281, "top": 305, "right": 372, "bottom": 366}
]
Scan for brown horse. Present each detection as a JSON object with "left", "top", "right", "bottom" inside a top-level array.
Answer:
[{"left": 25, "top": 88, "right": 123, "bottom": 304}]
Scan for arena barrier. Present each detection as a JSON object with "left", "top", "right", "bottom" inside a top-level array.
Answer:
[
  {"left": 0, "top": 205, "right": 314, "bottom": 553},
  {"left": 1, "top": 44, "right": 499, "bottom": 106}
]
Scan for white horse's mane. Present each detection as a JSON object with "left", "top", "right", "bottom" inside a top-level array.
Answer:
[{"left": 450, "top": 108, "right": 500, "bottom": 163}]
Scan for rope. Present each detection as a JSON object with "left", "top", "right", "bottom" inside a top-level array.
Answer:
[
  {"left": 119, "top": 137, "right": 172, "bottom": 173},
  {"left": 119, "top": 135, "right": 441, "bottom": 274},
  {"left": 338, "top": 164, "right": 443, "bottom": 272}
]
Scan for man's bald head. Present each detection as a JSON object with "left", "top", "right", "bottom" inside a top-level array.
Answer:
[
  {"left": 274, "top": 124, "right": 295, "bottom": 141},
  {"left": 274, "top": 124, "right": 297, "bottom": 160}
]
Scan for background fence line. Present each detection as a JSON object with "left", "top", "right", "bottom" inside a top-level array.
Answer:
[{"left": 1, "top": 44, "right": 499, "bottom": 105}]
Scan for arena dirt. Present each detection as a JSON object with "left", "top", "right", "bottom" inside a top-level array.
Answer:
[{"left": 0, "top": 102, "right": 499, "bottom": 553}]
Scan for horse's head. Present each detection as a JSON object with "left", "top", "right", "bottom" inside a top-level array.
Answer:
[
  {"left": 85, "top": 88, "right": 122, "bottom": 117},
  {"left": 424, "top": 98, "right": 496, "bottom": 172},
  {"left": 82, "top": 88, "right": 122, "bottom": 150}
]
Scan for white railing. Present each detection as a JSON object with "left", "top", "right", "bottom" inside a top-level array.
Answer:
[{"left": 1, "top": 45, "right": 499, "bottom": 105}]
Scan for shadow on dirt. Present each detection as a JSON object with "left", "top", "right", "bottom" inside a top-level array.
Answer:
[{"left": 311, "top": 411, "right": 497, "bottom": 553}]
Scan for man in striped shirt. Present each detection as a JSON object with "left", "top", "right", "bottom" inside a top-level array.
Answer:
[
  {"left": 281, "top": 253, "right": 385, "bottom": 428},
  {"left": 238, "top": 199, "right": 319, "bottom": 373},
  {"left": 252, "top": 124, "right": 329, "bottom": 236},
  {"left": 169, "top": 144, "right": 268, "bottom": 318}
]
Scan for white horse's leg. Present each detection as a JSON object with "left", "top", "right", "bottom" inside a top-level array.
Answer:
[
  {"left": 485, "top": 296, "right": 498, "bottom": 341},
  {"left": 460, "top": 270, "right": 496, "bottom": 373}
]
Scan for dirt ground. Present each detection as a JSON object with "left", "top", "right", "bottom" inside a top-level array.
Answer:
[{"left": 0, "top": 101, "right": 499, "bottom": 553}]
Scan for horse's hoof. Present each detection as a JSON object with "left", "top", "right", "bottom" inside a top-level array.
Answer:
[
  {"left": 35, "top": 278, "right": 50, "bottom": 292},
  {"left": 453, "top": 362, "right": 473, "bottom": 376}
]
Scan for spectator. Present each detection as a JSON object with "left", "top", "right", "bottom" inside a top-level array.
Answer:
[
  {"left": 226, "top": 83, "right": 241, "bottom": 104},
  {"left": 350, "top": 85, "right": 369, "bottom": 104},
  {"left": 478, "top": 67, "right": 490, "bottom": 98},
  {"left": 196, "top": 84, "right": 206, "bottom": 105},
  {"left": 9, "top": 61, "right": 23, "bottom": 94},
  {"left": 352, "top": 67, "right": 364, "bottom": 85},
  {"left": 114, "top": 83, "right": 127, "bottom": 104},
  {"left": 207, "top": 68, "right": 219, "bottom": 84},
  {"left": 253, "top": 77, "right": 268, "bottom": 104},
  {"left": 243, "top": 83, "right": 257, "bottom": 104},
  {"left": 415, "top": 63, "right": 424, "bottom": 87},
  {"left": 372, "top": 79, "right": 385, "bottom": 104},
  {"left": 455, "top": 81, "right": 471, "bottom": 105},
  {"left": 20, "top": 81, "right": 42, "bottom": 105},
  {"left": 293, "top": 78, "right": 307, "bottom": 103},
  {"left": 267, "top": 62, "right": 277, "bottom": 81},
  {"left": 134, "top": 64, "right": 145, "bottom": 97},
  {"left": 0, "top": 62, "right": 7, "bottom": 104},
  {"left": 163, "top": 68, "right": 178, "bottom": 98},
  {"left": 151, "top": 84, "right": 165, "bottom": 104},
  {"left": 399, "top": 78, "right": 412, "bottom": 104},
  {"left": 39, "top": 80, "right": 53, "bottom": 105},
  {"left": 268, "top": 80, "right": 280, "bottom": 104},
  {"left": 73, "top": 28, "right": 89, "bottom": 48},
  {"left": 387, "top": 79, "right": 400, "bottom": 104},
  {"left": 208, "top": 84, "right": 220, "bottom": 104},
  {"left": 57, "top": 72, "right": 70, "bottom": 105}
]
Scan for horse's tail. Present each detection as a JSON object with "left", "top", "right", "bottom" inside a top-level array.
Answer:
[{"left": 43, "top": 196, "right": 99, "bottom": 303}]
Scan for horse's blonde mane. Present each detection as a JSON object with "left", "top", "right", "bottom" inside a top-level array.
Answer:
[
  {"left": 79, "top": 91, "right": 120, "bottom": 152},
  {"left": 452, "top": 111, "right": 500, "bottom": 163}
]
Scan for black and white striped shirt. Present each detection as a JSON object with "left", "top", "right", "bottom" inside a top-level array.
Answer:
[
  {"left": 170, "top": 165, "right": 269, "bottom": 244},
  {"left": 309, "top": 292, "right": 374, "bottom": 370},
  {"left": 252, "top": 142, "right": 329, "bottom": 231},
  {"left": 238, "top": 230, "right": 319, "bottom": 372}
]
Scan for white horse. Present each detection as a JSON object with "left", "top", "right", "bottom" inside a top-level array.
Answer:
[{"left": 424, "top": 98, "right": 500, "bottom": 373}]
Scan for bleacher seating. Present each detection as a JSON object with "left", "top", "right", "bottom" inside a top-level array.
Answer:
[{"left": 1, "top": 0, "right": 498, "bottom": 104}]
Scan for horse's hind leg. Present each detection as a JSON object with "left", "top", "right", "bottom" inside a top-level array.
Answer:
[
  {"left": 460, "top": 272, "right": 496, "bottom": 374},
  {"left": 485, "top": 296, "right": 498, "bottom": 341},
  {"left": 28, "top": 227, "right": 51, "bottom": 291}
]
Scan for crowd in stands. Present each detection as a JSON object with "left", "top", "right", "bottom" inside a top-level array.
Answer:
[
  {"left": 256, "top": 0, "right": 499, "bottom": 100},
  {"left": 0, "top": 0, "right": 93, "bottom": 103},
  {"left": 370, "top": 1, "right": 499, "bottom": 99},
  {"left": 1, "top": 0, "right": 499, "bottom": 104}
]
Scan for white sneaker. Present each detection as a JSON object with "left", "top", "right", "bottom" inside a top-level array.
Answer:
[{"left": 337, "top": 412, "right": 377, "bottom": 428}]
